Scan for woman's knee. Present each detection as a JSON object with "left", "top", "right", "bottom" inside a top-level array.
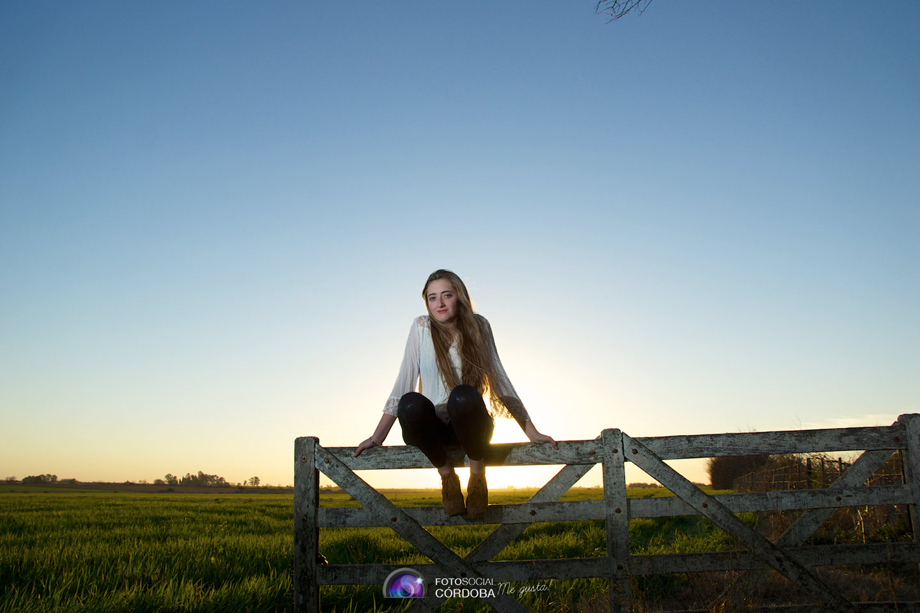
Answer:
[
  {"left": 447, "top": 385, "right": 488, "bottom": 421},
  {"left": 448, "top": 384, "right": 479, "bottom": 406},
  {"left": 397, "top": 392, "right": 435, "bottom": 422}
]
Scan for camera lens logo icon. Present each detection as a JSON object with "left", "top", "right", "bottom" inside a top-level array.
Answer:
[{"left": 383, "top": 567, "right": 426, "bottom": 598}]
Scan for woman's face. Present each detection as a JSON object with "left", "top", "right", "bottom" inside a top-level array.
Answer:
[{"left": 425, "top": 279, "right": 459, "bottom": 325}]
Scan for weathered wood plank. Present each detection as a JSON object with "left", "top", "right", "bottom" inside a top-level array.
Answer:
[
  {"left": 318, "top": 558, "right": 609, "bottom": 585},
  {"left": 415, "top": 463, "right": 597, "bottom": 612},
  {"left": 293, "top": 437, "right": 320, "bottom": 613},
  {"left": 623, "top": 433, "right": 858, "bottom": 613},
  {"left": 900, "top": 414, "right": 920, "bottom": 543},
  {"left": 602, "top": 429, "right": 631, "bottom": 613},
  {"left": 316, "top": 542, "right": 920, "bottom": 584},
  {"left": 319, "top": 498, "right": 605, "bottom": 527},
  {"left": 635, "top": 424, "right": 906, "bottom": 460},
  {"left": 323, "top": 439, "right": 600, "bottom": 470},
  {"left": 466, "top": 461, "right": 595, "bottom": 562},
  {"left": 318, "top": 483, "right": 913, "bottom": 528},
  {"left": 320, "top": 423, "right": 906, "bottom": 470},
  {"left": 631, "top": 542, "right": 920, "bottom": 575},
  {"left": 631, "top": 483, "right": 912, "bottom": 519},
  {"left": 404, "top": 590, "right": 443, "bottom": 613},
  {"left": 313, "top": 443, "right": 530, "bottom": 612}
]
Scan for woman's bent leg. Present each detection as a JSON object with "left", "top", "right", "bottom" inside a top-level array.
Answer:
[
  {"left": 397, "top": 392, "right": 465, "bottom": 516},
  {"left": 397, "top": 392, "right": 453, "bottom": 469},
  {"left": 447, "top": 385, "right": 493, "bottom": 520},
  {"left": 446, "top": 385, "right": 494, "bottom": 462}
]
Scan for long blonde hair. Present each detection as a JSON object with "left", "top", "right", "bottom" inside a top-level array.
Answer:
[{"left": 423, "top": 270, "right": 509, "bottom": 417}]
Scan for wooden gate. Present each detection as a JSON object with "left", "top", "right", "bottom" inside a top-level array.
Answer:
[{"left": 294, "top": 414, "right": 920, "bottom": 612}]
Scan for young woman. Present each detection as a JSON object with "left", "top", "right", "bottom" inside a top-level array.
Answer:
[{"left": 353, "top": 269, "right": 556, "bottom": 519}]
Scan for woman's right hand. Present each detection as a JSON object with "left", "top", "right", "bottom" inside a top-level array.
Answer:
[
  {"left": 524, "top": 420, "right": 558, "bottom": 450},
  {"left": 352, "top": 437, "right": 378, "bottom": 458}
]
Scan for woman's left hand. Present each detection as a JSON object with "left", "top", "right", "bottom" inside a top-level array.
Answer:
[
  {"left": 352, "top": 437, "right": 378, "bottom": 458},
  {"left": 524, "top": 421, "right": 558, "bottom": 450}
]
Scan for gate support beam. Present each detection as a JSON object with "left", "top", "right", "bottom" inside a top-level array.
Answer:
[
  {"left": 603, "top": 429, "right": 631, "bottom": 612},
  {"left": 623, "top": 434, "right": 857, "bottom": 613},
  {"left": 293, "top": 437, "right": 320, "bottom": 613},
  {"left": 314, "top": 444, "right": 529, "bottom": 612}
]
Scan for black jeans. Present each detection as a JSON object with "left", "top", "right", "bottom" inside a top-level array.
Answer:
[{"left": 397, "top": 385, "right": 494, "bottom": 468}]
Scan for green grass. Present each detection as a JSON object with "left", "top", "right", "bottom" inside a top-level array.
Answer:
[
  {"left": 0, "top": 487, "right": 293, "bottom": 613},
  {"left": 1, "top": 484, "right": 866, "bottom": 613}
]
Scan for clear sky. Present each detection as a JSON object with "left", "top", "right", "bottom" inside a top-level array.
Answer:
[{"left": 2, "top": 1, "right": 918, "bottom": 490}]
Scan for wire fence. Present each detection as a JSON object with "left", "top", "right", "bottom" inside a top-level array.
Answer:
[
  {"left": 732, "top": 453, "right": 905, "bottom": 492},
  {"left": 732, "top": 452, "right": 911, "bottom": 545}
]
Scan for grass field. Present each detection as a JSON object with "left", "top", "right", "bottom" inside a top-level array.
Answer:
[{"left": 1, "top": 484, "right": 917, "bottom": 612}]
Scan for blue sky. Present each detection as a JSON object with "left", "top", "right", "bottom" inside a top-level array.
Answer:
[{"left": 2, "top": 1, "right": 918, "bottom": 489}]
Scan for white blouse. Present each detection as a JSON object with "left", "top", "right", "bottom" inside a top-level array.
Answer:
[{"left": 383, "top": 315, "right": 531, "bottom": 425}]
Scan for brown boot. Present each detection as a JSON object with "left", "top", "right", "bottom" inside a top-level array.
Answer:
[
  {"left": 466, "top": 472, "right": 488, "bottom": 520},
  {"left": 440, "top": 472, "right": 465, "bottom": 516}
]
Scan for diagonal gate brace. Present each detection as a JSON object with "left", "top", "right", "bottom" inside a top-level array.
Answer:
[
  {"left": 314, "top": 444, "right": 529, "bottom": 612},
  {"left": 776, "top": 447, "right": 895, "bottom": 547},
  {"left": 622, "top": 434, "right": 858, "bottom": 613},
  {"left": 408, "top": 460, "right": 598, "bottom": 613},
  {"left": 316, "top": 442, "right": 597, "bottom": 613},
  {"left": 710, "top": 447, "right": 896, "bottom": 609}
]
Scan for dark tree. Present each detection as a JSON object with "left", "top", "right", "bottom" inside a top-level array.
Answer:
[
  {"left": 707, "top": 455, "right": 770, "bottom": 490},
  {"left": 21, "top": 474, "right": 58, "bottom": 485}
]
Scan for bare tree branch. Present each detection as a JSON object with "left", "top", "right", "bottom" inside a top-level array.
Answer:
[{"left": 595, "top": 0, "right": 654, "bottom": 22}]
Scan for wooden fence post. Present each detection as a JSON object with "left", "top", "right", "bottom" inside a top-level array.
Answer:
[
  {"left": 602, "top": 428, "right": 631, "bottom": 612},
  {"left": 293, "top": 436, "right": 320, "bottom": 613},
  {"left": 900, "top": 414, "right": 920, "bottom": 547}
]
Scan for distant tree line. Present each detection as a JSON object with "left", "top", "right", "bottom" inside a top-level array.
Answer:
[
  {"left": 17, "top": 474, "right": 76, "bottom": 485},
  {"left": 7, "top": 472, "right": 263, "bottom": 488},
  {"left": 153, "top": 472, "right": 262, "bottom": 487},
  {"left": 21, "top": 474, "right": 58, "bottom": 484}
]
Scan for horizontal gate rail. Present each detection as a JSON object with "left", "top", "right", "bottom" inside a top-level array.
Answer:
[
  {"left": 314, "top": 541, "right": 920, "bottom": 584},
  {"left": 317, "top": 483, "right": 913, "bottom": 528},
  {"left": 294, "top": 413, "right": 920, "bottom": 612}
]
